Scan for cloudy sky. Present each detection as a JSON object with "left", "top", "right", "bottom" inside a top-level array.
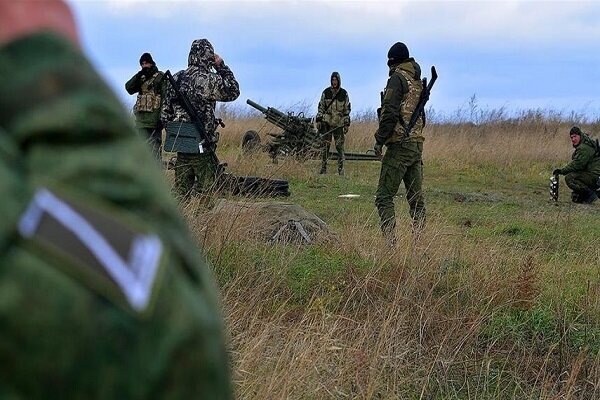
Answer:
[{"left": 67, "top": 0, "right": 600, "bottom": 121}]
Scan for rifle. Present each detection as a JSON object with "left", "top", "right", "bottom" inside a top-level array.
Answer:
[
  {"left": 403, "top": 66, "right": 438, "bottom": 138},
  {"left": 164, "top": 70, "right": 220, "bottom": 168},
  {"left": 164, "top": 73, "right": 290, "bottom": 197}
]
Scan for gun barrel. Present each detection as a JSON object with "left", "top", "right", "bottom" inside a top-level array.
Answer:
[{"left": 246, "top": 99, "right": 267, "bottom": 113}]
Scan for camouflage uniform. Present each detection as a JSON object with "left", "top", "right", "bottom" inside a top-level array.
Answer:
[
  {"left": 161, "top": 39, "right": 240, "bottom": 200},
  {"left": 0, "top": 32, "right": 232, "bottom": 399},
  {"left": 374, "top": 57, "right": 425, "bottom": 236},
  {"left": 316, "top": 72, "right": 351, "bottom": 174},
  {"left": 125, "top": 60, "right": 166, "bottom": 162},
  {"left": 556, "top": 131, "right": 600, "bottom": 203}
]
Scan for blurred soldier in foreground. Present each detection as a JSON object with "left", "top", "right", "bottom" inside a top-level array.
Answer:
[
  {"left": 374, "top": 42, "right": 426, "bottom": 243},
  {"left": 126, "top": 52, "right": 166, "bottom": 162},
  {"left": 316, "top": 71, "right": 351, "bottom": 175},
  {"left": 553, "top": 126, "right": 600, "bottom": 204},
  {"left": 0, "top": 1, "right": 232, "bottom": 398},
  {"left": 161, "top": 39, "right": 240, "bottom": 200}
]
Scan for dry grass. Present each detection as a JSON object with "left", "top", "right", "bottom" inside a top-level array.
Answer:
[{"left": 175, "top": 115, "right": 600, "bottom": 399}]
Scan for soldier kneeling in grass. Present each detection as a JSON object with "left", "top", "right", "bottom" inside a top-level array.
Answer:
[{"left": 553, "top": 126, "right": 600, "bottom": 204}]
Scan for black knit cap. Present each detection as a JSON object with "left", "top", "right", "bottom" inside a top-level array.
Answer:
[
  {"left": 570, "top": 126, "right": 582, "bottom": 136},
  {"left": 139, "top": 52, "right": 155, "bottom": 66},
  {"left": 387, "top": 42, "right": 409, "bottom": 66}
]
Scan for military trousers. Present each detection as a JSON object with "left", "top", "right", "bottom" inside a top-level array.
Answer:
[
  {"left": 375, "top": 141, "right": 425, "bottom": 236},
  {"left": 174, "top": 152, "right": 218, "bottom": 200},
  {"left": 565, "top": 171, "right": 600, "bottom": 200},
  {"left": 320, "top": 124, "right": 345, "bottom": 171},
  {"left": 138, "top": 127, "right": 162, "bottom": 163}
]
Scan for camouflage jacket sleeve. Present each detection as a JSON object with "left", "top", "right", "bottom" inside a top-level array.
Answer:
[
  {"left": 206, "top": 63, "right": 240, "bottom": 102},
  {"left": 160, "top": 74, "right": 176, "bottom": 122},
  {"left": 342, "top": 91, "right": 351, "bottom": 127},
  {"left": 561, "top": 144, "right": 596, "bottom": 175},
  {"left": 316, "top": 90, "right": 327, "bottom": 120},
  {"left": 158, "top": 71, "right": 168, "bottom": 115},
  {"left": 0, "top": 33, "right": 231, "bottom": 399},
  {"left": 125, "top": 71, "right": 142, "bottom": 95},
  {"left": 375, "top": 74, "right": 406, "bottom": 144}
]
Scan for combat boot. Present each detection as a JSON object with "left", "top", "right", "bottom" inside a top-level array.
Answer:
[
  {"left": 338, "top": 167, "right": 345, "bottom": 176},
  {"left": 319, "top": 166, "right": 327, "bottom": 175},
  {"left": 582, "top": 190, "right": 598, "bottom": 204}
]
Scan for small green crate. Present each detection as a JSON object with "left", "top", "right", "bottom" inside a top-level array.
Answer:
[{"left": 164, "top": 121, "right": 200, "bottom": 153}]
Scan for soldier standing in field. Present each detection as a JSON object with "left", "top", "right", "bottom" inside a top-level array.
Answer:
[
  {"left": 553, "top": 126, "right": 600, "bottom": 204},
  {"left": 161, "top": 39, "right": 240, "bottom": 201},
  {"left": 0, "top": 1, "right": 232, "bottom": 398},
  {"left": 316, "top": 72, "right": 351, "bottom": 176},
  {"left": 125, "top": 52, "right": 166, "bottom": 162},
  {"left": 373, "top": 42, "right": 426, "bottom": 243}
]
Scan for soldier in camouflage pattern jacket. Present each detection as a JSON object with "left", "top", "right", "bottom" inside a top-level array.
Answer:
[
  {"left": 316, "top": 71, "right": 351, "bottom": 175},
  {"left": 554, "top": 126, "right": 600, "bottom": 203},
  {"left": 374, "top": 42, "right": 426, "bottom": 243},
  {"left": 161, "top": 39, "right": 240, "bottom": 199}
]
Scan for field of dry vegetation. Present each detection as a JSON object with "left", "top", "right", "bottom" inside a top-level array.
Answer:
[{"left": 172, "top": 109, "right": 600, "bottom": 399}]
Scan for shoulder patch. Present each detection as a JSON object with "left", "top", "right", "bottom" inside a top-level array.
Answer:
[{"left": 18, "top": 188, "right": 163, "bottom": 313}]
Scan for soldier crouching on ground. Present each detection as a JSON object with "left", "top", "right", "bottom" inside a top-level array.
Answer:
[
  {"left": 553, "top": 126, "right": 600, "bottom": 204},
  {"left": 316, "top": 71, "right": 351, "bottom": 176},
  {"left": 0, "top": 1, "right": 232, "bottom": 398},
  {"left": 161, "top": 39, "right": 240, "bottom": 201},
  {"left": 374, "top": 42, "right": 426, "bottom": 245},
  {"left": 125, "top": 52, "right": 166, "bottom": 163}
]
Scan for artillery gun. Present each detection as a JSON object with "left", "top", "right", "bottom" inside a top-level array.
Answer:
[{"left": 244, "top": 99, "right": 378, "bottom": 162}]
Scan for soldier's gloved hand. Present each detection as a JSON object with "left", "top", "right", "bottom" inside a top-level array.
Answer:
[
  {"left": 374, "top": 142, "right": 383, "bottom": 159},
  {"left": 140, "top": 66, "right": 152, "bottom": 78},
  {"left": 553, "top": 169, "right": 562, "bottom": 176}
]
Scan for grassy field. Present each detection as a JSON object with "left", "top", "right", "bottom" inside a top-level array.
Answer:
[{"left": 173, "top": 117, "right": 600, "bottom": 399}]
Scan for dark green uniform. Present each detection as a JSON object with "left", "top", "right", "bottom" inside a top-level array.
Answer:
[
  {"left": 374, "top": 58, "right": 425, "bottom": 236},
  {"left": 317, "top": 72, "right": 351, "bottom": 174},
  {"left": 125, "top": 65, "right": 166, "bottom": 162},
  {"left": 0, "top": 33, "right": 231, "bottom": 399},
  {"left": 556, "top": 132, "right": 600, "bottom": 203}
]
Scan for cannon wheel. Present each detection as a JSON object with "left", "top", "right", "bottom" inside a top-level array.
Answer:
[{"left": 242, "top": 130, "right": 261, "bottom": 154}]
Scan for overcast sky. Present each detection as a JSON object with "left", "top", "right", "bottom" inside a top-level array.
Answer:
[{"left": 67, "top": 0, "right": 600, "bottom": 121}]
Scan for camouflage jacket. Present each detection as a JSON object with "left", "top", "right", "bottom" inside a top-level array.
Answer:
[
  {"left": 561, "top": 133, "right": 600, "bottom": 176},
  {"left": 125, "top": 65, "right": 166, "bottom": 129},
  {"left": 375, "top": 58, "right": 424, "bottom": 145},
  {"left": 316, "top": 72, "right": 351, "bottom": 129},
  {"left": 161, "top": 39, "right": 240, "bottom": 138},
  {"left": 0, "top": 33, "right": 231, "bottom": 399}
]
